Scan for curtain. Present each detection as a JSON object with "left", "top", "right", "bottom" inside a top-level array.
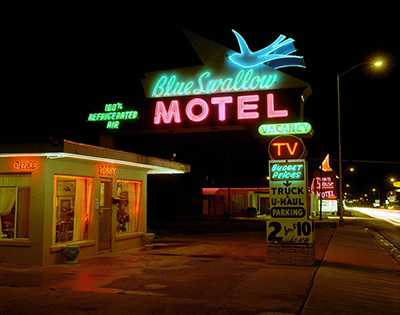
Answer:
[
  {"left": 127, "top": 182, "right": 135, "bottom": 232},
  {"left": 0, "top": 174, "right": 30, "bottom": 216},
  {"left": 73, "top": 178, "right": 93, "bottom": 241},
  {"left": 0, "top": 174, "right": 31, "bottom": 232},
  {"left": 134, "top": 182, "right": 142, "bottom": 232},
  {"left": 74, "top": 179, "right": 84, "bottom": 241},
  {"left": 16, "top": 188, "right": 30, "bottom": 238},
  {"left": 127, "top": 181, "right": 142, "bottom": 232},
  {"left": 0, "top": 188, "right": 16, "bottom": 216},
  {"left": 85, "top": 179, "right": 92, "bottom": 239}
]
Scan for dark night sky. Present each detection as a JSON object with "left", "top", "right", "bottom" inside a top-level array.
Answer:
[{"left": 3, "top": 5, "right": 399, "bottom": 198}]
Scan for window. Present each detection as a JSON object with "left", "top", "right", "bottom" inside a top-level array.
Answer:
[
  {"left": 54, "top": 176, "right": 93, "bottom": 243},
  {"left": 116, "top": 180, "right": 142, "bottom": 234},
  {"left": 0, "top": 174, "right": 31, "bottom": 239}
]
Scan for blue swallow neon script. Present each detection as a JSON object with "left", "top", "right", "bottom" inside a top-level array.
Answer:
[{"left": 228, "top": 30, "right": 305, "bottom": 69}]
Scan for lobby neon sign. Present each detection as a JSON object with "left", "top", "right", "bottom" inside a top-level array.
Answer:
[
  {"left": 153, "top": 93, "right": 288, "bottom": 125},
  {"left": 151, "top": 69, "right": 278, "bottom": 98}
]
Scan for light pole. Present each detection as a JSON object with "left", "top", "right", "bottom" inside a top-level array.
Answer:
[{"left": 336, "top": 60, "right": 383, "bottom": 226}]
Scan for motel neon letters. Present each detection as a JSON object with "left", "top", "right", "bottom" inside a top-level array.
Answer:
[{"left": 153, "top": 93, "right": 288, "bottom": 125}]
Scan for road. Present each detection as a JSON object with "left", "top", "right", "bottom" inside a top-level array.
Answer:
[{"left": 344, "top": 204, "right": 400, "bottom": 250}]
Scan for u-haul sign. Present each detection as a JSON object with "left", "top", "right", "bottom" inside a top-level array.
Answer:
[{"left": 269, "top": 160, "right": 307, "bottom": 219}]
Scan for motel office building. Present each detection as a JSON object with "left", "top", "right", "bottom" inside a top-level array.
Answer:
[{"left": 0, "top": 140, "right": 189, "bottom": 266}]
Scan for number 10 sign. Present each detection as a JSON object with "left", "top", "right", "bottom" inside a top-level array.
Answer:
[{"left": 267, "top": 219, "right": 314, "bottom": 244}]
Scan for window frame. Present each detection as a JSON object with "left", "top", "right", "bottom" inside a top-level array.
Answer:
[
  {"left": 115, "top": 179, "right": 142, "bottom": 235},
  {"left": 53, "top": 174, "right": 94, "bottom": 245},
  {"left": 0, "top": 185, "right": 31, "bottom": 240}
]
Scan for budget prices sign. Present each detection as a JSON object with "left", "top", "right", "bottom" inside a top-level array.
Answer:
[
  {"left": 267, "top": 159, "right": 313, "bottom": 244},
  {"left": 269, "top": 160, "right": 307, "bottom": 219}
]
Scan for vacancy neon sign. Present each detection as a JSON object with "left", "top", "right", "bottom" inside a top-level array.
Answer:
[{"left": 153, "top": 93, "right": 288, "bottom": 125}]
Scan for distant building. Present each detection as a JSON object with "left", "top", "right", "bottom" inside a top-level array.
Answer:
[{"left": 202, "top": 187, "right": 270, "bottom": 217}]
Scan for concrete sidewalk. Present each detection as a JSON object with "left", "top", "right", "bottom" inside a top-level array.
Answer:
[
  {"left": 302, "top": 222, "right": 400, "bottom": 315},
  {"left": 0, "top": 221, "right": 399, "bottom": 314}
]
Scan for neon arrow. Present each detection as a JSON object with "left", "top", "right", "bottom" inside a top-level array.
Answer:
[{"left": 283, "top": 180, "right": 292, "bottom": 187}]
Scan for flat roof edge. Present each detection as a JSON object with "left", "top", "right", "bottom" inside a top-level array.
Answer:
[{"left": 0, "top": 140, "right": 190, "bottom": 174}]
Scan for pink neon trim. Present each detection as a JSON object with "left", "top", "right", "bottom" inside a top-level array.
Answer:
[
  {"left": 154, "top": 100, "right": 181, "bottom": 124},
  {"left": 186, "top": 98, "right": 209, "bottom": 122},
  {"left": 237, "top": 95, "right": 259, "bottom": 120},
  {"left": 267, "top": 93, "right": 288, "bottom": 118},
  {"left": 211, "top": 96, "right": 233, "bottom": 121}
]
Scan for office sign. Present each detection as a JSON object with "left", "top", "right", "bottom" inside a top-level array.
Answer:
[{"left": 14, "top": 161, "right": 37, "bottom": 170}]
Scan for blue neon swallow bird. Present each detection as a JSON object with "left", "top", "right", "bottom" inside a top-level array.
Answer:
[{"left": 228, "top": 30, "right": 305, "bottom": 69}]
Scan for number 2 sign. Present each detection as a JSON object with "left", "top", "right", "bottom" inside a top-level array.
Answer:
[{"left": 267, "top": 220, "right": 314, "bottom": 244}]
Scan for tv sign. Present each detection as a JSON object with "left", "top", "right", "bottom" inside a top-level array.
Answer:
[{"left": 268, "top": 135, "right": 306, "bottom": 160}]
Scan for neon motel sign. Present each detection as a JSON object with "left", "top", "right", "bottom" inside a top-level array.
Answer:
[
  {"left": 142, "top": 30, "right": 310, "bottom": 130},
  {"left": 153, "top": 93, "right": 288, "bottom": 125},
  {"left": 151, "top": 69, "right": 278, "bottom": 98}
]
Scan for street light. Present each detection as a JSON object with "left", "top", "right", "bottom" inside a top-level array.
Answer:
[{"left": 336, "top": 60, "right": 384, "bottom": 226}]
